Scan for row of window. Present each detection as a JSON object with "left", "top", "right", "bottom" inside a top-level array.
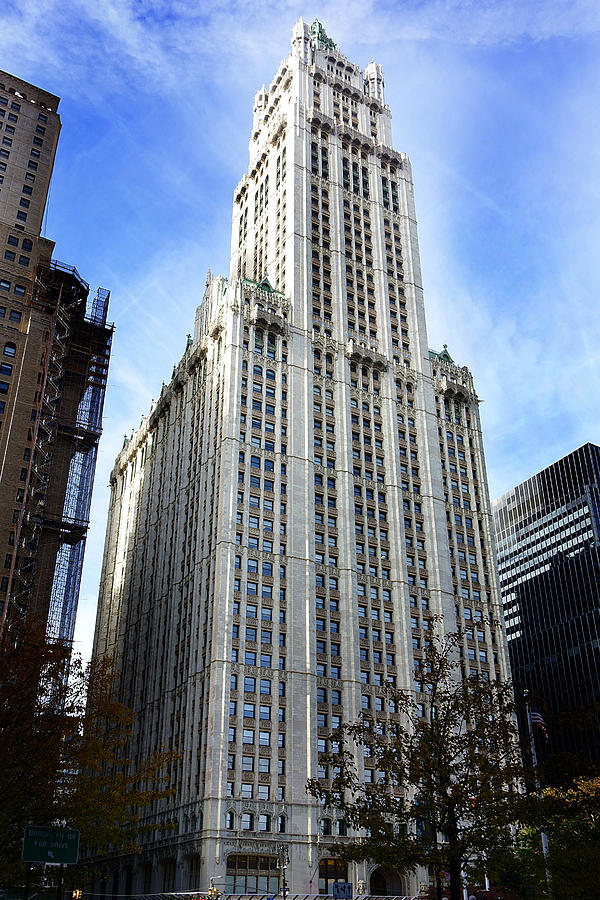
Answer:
[
  {"left": 7, "top": 234, "right": 32, "bottom": 251},
  {"left": 0, "top": 281, "right": 26, "bottom": 300},
  {"left": 229, "top": 701, "right": 285, "bottom": 721},
  {"left": 227, "top": 727, "right": 285, "bottom": 747},
  {"left": 3, "top": 250, "right": 29, "bottom": 266},
  {"left": 236, "top": 493, "right": 286, "bottom": 518},
  {"left": 231, "top": 620, "right": 285, "bottom": 641},
  {"left": 231, "top": 649, "right": 285, "bottom": 668},
  {"left": 225, "top": 810, "right": 285, "bottom": 833}
]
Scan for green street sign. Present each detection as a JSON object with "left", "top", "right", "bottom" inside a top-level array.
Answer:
[{"left": 22, "top": 826, "right": 80, "bottom": 865}]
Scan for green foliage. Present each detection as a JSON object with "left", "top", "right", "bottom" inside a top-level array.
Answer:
[
  {"left": 0, "top": 618, "right": 175, "bottom": 888},
  {"left": 307, "top": 632, "right": 523, "bottom": 900},
  {"left": 516, "top": 777, "right": 600, "bottom": 899}
]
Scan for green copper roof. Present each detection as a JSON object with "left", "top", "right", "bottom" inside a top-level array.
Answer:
[
  {"left": 243, "top": 276, "right": 284, "bottom": 296},
  {"left": 310, "top": 20, "right": 337, "bottom": 51},
  {"left": 429, "top": 343, "right": 455, "bottom": 364}
]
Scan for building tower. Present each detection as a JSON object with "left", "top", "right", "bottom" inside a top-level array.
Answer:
[
  {"left": 493, "top": 442, "right": 600, "bottom": 778},
  {"left": 0, "top": 71, "right": 113, "bottom": 641},
  {"left": 93, "top": 21, "right": 508, "bottom": 897}
]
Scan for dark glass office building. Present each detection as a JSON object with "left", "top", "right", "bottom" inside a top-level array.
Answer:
[{"left": 493, "top": 443, "right": 600, "bottom": 776}]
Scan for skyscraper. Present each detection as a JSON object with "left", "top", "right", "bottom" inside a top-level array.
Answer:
[
  {"left": 493, "top": 442, "right": 600, "bottom": 775},
  {"left": 93, "top": 21, "right": 508, "bottom": 896},
  {"left": 0, "top": 70, "right": 113, "bottom": 642}
]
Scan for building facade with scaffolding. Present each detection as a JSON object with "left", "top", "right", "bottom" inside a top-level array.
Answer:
[{"left": 0, "top": 70, "right": 113, "bottom": 642}]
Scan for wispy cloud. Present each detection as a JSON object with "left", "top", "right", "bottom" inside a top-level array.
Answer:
[
  {"left": 3, "top": 0, "right": 600, "bottom": 97},
  {"left": 3, "top": 0, "right": 597, "bottom": 661}
]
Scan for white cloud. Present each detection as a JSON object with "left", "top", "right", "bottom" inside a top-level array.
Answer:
[{"left": 5, "top": 0, "right": 600, "bottom": 660}]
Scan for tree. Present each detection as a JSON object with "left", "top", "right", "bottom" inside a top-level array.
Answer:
[
  {"left": 516, "top": 776, "right": 600, "bottom": 899},
  {"left": 307, "top": 631, "right": 523, "bottom": 900},
  {"left": 0, "top": 617, "right": 174, "bottom": 888}
]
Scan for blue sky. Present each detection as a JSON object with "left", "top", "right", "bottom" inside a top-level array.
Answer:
[{"left": 2, "top": 0, "right": 599, "bottom": 660}]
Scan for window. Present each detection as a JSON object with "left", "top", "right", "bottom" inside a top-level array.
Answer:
[
  {"left": 3, "top": 343, "right": 16, "bottom": 358},
  {"left": 226, "top": 854, "right": 279, "bottom": 895},
  {"left": 241, "top": 813, "right": 254, "bottom": 831},
  {"left": 319, "top": 859, "right": 347, "bottom": 895}
]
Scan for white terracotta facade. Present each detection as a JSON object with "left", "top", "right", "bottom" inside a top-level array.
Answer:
[{"left": 93, "top": 20, "right": 508, "bottom": 899}]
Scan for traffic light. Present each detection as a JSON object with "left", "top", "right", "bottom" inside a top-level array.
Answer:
[{"left": 72, "top": 891, "right": 82, "bottom": 899}]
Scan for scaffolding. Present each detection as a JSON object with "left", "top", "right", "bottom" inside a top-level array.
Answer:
[{"left": 5, "top": 260, "right": 113, "bottom": 642}]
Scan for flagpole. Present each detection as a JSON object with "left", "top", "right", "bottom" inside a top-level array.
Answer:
[{"left": 524, "top": 691, "right": 551, "bottom": 894}]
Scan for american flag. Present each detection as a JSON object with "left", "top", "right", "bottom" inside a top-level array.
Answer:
[{"left": 531, "top": 706, "right": 548, "bottom": 739}]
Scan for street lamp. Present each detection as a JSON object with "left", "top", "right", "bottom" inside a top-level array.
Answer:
[{"left": 277, "top": 844, "right": 289, "bottom": 900}]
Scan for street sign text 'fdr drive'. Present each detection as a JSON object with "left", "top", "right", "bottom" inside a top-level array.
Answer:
[{"left": 22, "top": 826, "right": 80, "bottom": 865}]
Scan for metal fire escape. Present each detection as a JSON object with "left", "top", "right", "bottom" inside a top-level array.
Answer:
[
  {"left": 45, "top": 283, "right": 113, "bottom": 642},
  {"left": 6, "top": 261, "right": 113, "bottom": 642}
]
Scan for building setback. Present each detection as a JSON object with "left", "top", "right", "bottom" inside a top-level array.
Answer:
[
  {"left": 0, "top": 70, "right": 112, "bottom": 641},
  {"left": 93, "top": 20, "right": 509, "bottom": 897},
  {"left": 493, "top": 442, "right": 600, "bottom": 776}
]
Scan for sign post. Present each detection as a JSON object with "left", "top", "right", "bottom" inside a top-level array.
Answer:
[{"left": 22, "top": 826, "right": 80, "bottom": 865}]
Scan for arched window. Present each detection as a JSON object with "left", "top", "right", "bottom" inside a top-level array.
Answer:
[
  {"left": 3, "top": 342, "right": 16, "bottom": 358},
  {"left": 254, "top": 329, "right": 264, "bottom": 352},
  {"left": 266, "top": 369, "right": 275, "bottom": 381},
  {"left": 253, "top": 364, "right": 263, "bottom": 377},
  {"left": 267, "top": 332, "right": 276, "bottom": 359},
  {"left": 278, "top": 814, "right": 286, "bottom": 833}
]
